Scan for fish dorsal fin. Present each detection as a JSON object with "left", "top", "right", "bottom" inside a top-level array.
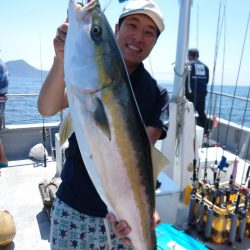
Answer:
[
  {"left": 59, "top": 111, "right": 73, "bottom": 146},
  {"left": 93, "top": 97, "right": 111, "bottom": 140},
  {"left": 151, "top": 145, "right": 169, "bottom": 183}
]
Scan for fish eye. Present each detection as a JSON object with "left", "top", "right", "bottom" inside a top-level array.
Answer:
[
  {"left": 92, "top": 25, "right": 102, "bottom": 35},
  {"left": 91, "top": 24, "right": 102, "bottom": 42}
]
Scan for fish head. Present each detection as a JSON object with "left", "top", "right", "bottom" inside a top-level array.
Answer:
[{"left": 65, "top": 0, "right": 128, "bottom": 95}]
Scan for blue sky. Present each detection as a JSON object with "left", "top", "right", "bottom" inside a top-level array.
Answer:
[{"left": 0, "top": 0, "right": 250, "bottom": 86}]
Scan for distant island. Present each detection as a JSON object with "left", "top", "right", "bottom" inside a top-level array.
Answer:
[{"left": 6, "top": 59, "right": 48, "bottom": 78}]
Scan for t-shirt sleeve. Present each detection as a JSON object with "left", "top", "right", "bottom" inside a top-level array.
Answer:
[{"left": 148, "top": 85, "right": 169, "bottom": 140}]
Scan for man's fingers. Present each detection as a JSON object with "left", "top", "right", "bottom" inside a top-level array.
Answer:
[
  {"left": 56, "top": 24, "right": 68, "bottom": 43},
  {"left": 153, "top": 211, "right": 161, "bottom": 228},
  {"left": 105, "top": 213, "right": 116, "bottom": 222},
  {"left": 105, "top": 213, "right": 132, "bottom": 246},
  {"left": 114, "top": 221, "right": 131, "bottom": 237},
  {"left": 123, "top": 237, "right": 132, "bottom": 246}
]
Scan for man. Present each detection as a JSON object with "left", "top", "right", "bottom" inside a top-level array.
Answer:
[
  {"left": 38, "top": 0, "right": 168, "bottom": 249},
  {"left": 185, "top": 48, "right": 209, "bottom": 132},
  {"left": 0, "top": 58, "right": 9, "bottom": 168},
  {"left": 0, "top": 58, "right": 8, "bottom": 130}
]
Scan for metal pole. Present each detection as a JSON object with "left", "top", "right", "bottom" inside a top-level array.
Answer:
[{"left": 172, "top": 0, "right": 193, "bottom": 98}]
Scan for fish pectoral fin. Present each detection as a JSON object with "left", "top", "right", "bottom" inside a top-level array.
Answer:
[
  {"left": 59, "top": 111, "right": 73, "bottom": 146},
  {"left": 93, "top": 97, "right": 111, "bottom": 140},
  {"left": 151, "top": 145, "right": 170, "bottom": 183}
]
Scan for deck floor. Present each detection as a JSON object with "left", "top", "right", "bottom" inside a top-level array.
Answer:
[
  {"left": 0, "top": 159, "right": 56, "bottom": 250},
  {"left": 1, "top": 156, "right": 250, "bottom": 250}
]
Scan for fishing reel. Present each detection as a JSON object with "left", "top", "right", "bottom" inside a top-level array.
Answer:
[{"left": 40, "top": 127, "right": 49, "bottom": 137}]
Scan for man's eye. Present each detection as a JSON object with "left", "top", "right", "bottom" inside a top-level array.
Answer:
[
  {"left": 145, "top": 30, "right": 156, "bottom": 38},
  {"left": 127, "top": 23, "right": 136, "bottom": 29}
]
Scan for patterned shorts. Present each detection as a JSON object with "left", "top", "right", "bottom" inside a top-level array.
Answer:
[{"left": 50, "top": 197, "right": 133, "bottom": 250}]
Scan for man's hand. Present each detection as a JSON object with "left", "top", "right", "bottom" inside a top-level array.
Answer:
[
  {"left": 53, "top": 1, "right": 94, "bottom": 62},
  {"left": 105, "top": 211, "right": 161, "bottom": 246},
  {"left": 153, "top": 210, "right": 161, "bottom": 228},
  {"left": 106, "top": 214, "right": 132, "bottom": 246},
  {"left": 54, "top": 22, "right": 68, "bottom": 62}
]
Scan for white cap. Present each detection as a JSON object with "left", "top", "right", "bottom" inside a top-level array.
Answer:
[{"left": 119, "top": 0, "right": 165, "bottom": 33}]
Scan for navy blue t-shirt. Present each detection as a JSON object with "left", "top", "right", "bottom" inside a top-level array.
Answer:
[
  {"left": 56, "top": 63, "right": 169, "bottom": 217},
  {"left": 0, "top": 59, "right": 9, "bottom": 96},
  {"left": 185, "top": 59, "right": 209, "bottom": 95}
]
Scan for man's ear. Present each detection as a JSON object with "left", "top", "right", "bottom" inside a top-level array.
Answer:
[{"left": 115, "top": 23, "right": 119, "bottom": 34}]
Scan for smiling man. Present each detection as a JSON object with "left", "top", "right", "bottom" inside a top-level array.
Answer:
[
  {"left": 38, "top": 0, "right": 169, "bottom": 249},
  {"left": 115, "top": 1, "right": 164, "bottom": 74}
]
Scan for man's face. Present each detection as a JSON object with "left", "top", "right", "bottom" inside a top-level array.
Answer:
[{"left": 115, "top": 14, "right": 158, "bottom": 69}]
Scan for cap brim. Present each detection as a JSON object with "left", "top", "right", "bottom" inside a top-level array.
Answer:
[{"left": 120, "top": 9, "right": 164, "bottom": 33}]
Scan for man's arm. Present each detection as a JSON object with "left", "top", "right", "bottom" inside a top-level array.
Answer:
[
  {"left": 38, "top": 22, "right": 69, "bottom": 116},
  {"left": 147, "top": 126, "right": 163, "bottom": 145}
]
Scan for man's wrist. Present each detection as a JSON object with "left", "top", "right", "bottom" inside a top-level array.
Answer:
[{"left": 53, "top": 56, "right": 64, "bottom": 66}]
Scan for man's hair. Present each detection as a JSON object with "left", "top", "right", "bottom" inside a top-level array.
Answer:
[
  {"left": 188, "top": 48, "right": 199, "bottom": 59},
  {"left": 118, "top": 17, "right": 160, "bottom": 39}
]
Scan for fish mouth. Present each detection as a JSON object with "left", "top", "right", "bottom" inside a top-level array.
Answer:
[{"left": 82, "top": 78, "right": 113, "bottom": 95}]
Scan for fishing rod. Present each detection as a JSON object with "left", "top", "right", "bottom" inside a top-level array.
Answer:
[
  {"left": 201, "top": 1, "right": 227, "bottom": 186},
  {"left": 202, "top": 147, "right": 208, "bottom": 183},
  {"left": 181, "top": 2, "right": 250, "bottom": 244},
  {"left": 187, "top": 158, "right": 201, "bottom": 227},
  {"left": 196, "top": 3, "right": 199, "bottom": 49},
  {"left": 227, "top": 85, "right": 250, "bottom": 241},
  {"left": 243, "top": 165, "right": 250, "bottom": 186},
  {"left": 204, "top": 2, "right": 227, "bottom": 189},
  {"left": 39, "top": 35, "right": 47, "bottom": 168},
  {"left": 223, "top": 86, "right": 250, "bottom": 236},
  {"left": 203, "top": 178, "right": 223, "bottom": 240},
  {"left": 213, "top": 2, "right": 227, "bottom": 169},
  {"left": 205, "top": 0, "right": 226, "bottom": 137},
  {"left": 237, "top": 186, "right": 249, "bottom": 242},
  {"left": 234, "top": 85, "right": 250, "bottom": 184},
  {"left": 229, "top": 164, "right": 250, "bottom": 243},
  {"left": 215, "top": 84, "right": 249, "bottom": 206},
  {"left": 223, "top": 10, "right": 250, "bottom": 150},
  {"left": 209, "top": 17, "right": 226, "bottom": 186}
]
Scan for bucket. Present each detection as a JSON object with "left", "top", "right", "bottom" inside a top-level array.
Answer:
[{"left": 0, "top": 210, "right": 16, "bottom": 247}]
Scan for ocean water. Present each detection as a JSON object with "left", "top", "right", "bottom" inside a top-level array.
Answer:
[
  {"left": 4, "top": 77, "right": 250, "bottom": 127},
  {"left": 160, "top": 81, "right": 250, "bottom": 128},
  {"left": 5, "top": 77, "right": 62, "bottom": 125}
]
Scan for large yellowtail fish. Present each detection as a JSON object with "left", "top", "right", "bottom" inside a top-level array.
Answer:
[{"left": 63, "top": 0, "right": 168, "bottom": 249}]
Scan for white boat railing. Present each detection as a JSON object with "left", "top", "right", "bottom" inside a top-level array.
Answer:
[
  {"left": 1, "top": 93, "right": 65, "bottom": 129},
  {"left": 1, "top": 91, "right": 249, "bottom": 129},
  {"left": 207, "top": 91, "right": 250, "bottom": 128}
]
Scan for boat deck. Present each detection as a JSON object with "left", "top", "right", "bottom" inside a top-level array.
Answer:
[
  {"left": 0, "top": 159, "right": 56, "bottom": 250},
  {"left": 1, "top": 154, "right": 250, "bottom": 249}
]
